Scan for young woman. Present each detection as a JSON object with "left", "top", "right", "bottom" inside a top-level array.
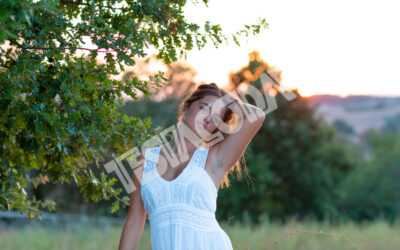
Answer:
[{"left": 119, "top": 83, "right": 265, "bottom": 250}]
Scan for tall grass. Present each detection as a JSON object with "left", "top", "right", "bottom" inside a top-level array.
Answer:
[
  {"left": 1, "top": 218, "right": 399, "bottom": 250},
  {"left": 225, "top": 217, "right": 400, "bottom": 250}
]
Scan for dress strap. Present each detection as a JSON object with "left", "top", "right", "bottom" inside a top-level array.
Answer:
[{"left": 196, "top": 146, "right": 210, "bottom": 169}]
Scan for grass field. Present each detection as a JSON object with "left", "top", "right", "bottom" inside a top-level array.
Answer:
[{"left": 1, "top": 218, "right": 399, "bottom": 250}]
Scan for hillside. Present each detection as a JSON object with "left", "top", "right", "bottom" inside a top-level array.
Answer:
[{"left": 305, "top": 94, "right": 400, "bottom": 135}]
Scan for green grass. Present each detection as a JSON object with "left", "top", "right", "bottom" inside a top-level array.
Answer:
[{"left": 1, "top": 218, "right": 399, "bottom": 250}]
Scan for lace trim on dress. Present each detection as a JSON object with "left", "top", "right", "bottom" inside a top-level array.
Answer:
[{"left": 149, "top": 203, "right": 220, "bottom": 232}]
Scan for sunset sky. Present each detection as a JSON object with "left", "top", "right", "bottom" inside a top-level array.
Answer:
[{"left": 170, "top": 0, "right": 400, "bottom": 97}]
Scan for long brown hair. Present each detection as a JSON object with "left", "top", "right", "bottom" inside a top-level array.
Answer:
[{"left": 177, "top": 82, "right": 251, "bottom": 190}]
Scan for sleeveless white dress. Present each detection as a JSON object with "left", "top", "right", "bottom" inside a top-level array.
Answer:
[{"left": 140, "top": 145, "right": 233, "bottom": 250}]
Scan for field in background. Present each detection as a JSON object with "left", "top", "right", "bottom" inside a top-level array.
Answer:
[
  {"left": 1, "top": 218, "right": 399, "bottom": 250},
  {"left": 309, "top": 95, "right": 400, "bottom": 136}
]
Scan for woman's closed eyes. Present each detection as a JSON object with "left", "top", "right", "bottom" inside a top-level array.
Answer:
[
  {"left": 199, "top": 104, "right": 222, "bottom": 124},
  {"left": 200, "top": 105, "right": 210, "bottom": 112}
]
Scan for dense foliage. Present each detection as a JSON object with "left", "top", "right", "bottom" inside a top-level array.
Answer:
[{"left": 0, "top": 0, "right": 268, "bottom": 219}]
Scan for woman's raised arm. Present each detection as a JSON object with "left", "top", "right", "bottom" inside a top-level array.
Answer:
[{"left": 214, "top": 100, "right": 265, "bottom": 173}]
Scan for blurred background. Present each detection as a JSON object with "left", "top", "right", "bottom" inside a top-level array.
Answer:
[{"left": 1, "top": 0, "right": 400, "bottom": 249}]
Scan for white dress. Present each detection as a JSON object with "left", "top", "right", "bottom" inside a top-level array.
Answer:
[{"left": 140, "top": 145, "right": 233, "bottom": 250}]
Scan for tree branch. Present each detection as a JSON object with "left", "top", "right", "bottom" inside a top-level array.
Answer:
[
  {"left": 59, "top": 0, "right": 90, "bottom": 6},
  {"left": 7, "top": 39, "right": 116, "bottom": 53}
]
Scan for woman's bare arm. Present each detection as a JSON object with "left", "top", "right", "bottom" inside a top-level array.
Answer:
[
  {"left": 214, "top": 100, "right": 265, "bottom": 173},
  {"left": 118, "top": 153, "right": 147, "bottom": 250}
]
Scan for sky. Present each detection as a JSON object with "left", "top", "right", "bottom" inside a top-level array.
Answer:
[{"left": 161, "top": 0, "right": 400, "bottom": 97}]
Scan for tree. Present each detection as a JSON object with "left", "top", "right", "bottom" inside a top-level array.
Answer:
[
  {"left": 0, "top": 0, "right": 268, "bottom": 219},
  {"left": 217, "top": 51, "right": 359, "bottom": 224},
  {"left": 121, "top": 54, "right": 199, "bottom": 101},
  {"left": 337, "top": 130, "right": 400, "bottom": 224},
  {"left": 332, "top": 119, "right": 355, "bottom": 135},
  {"left": 382, "top": 112, "right": 400, "bottom": 135}
]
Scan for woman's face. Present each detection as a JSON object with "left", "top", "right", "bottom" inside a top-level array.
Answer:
[{"left": 183, "top": 95, "right": 228, "bottom": 140}]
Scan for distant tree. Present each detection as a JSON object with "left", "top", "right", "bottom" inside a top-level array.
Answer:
[
  {"left": 332, "top": 119, "right": 355, "bottom": 135},
  {"left": 121, "top": 54, "right": 199, "bottom": 102},
  {"left": 382, "top": 113, "right": 400, "bottom": 135},
  {"left": 217, "top": 51, "right": 359, "bottom": 224},
  {"left": 337, "top": 130, "right": 400, "bottom": 224},
  {"left": 0, "top": 0, "right": 268, "bottom": 219},
  {"left": 227, "top": 50, "right": 282, "bottom": 92}
]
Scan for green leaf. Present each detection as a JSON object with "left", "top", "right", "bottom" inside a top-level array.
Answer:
[
  {"left": 0, "top": 0, "right": 269, "bottom": 220},
  {"left": 111, "top": 200, "right": 119, "bottom": 214}
]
